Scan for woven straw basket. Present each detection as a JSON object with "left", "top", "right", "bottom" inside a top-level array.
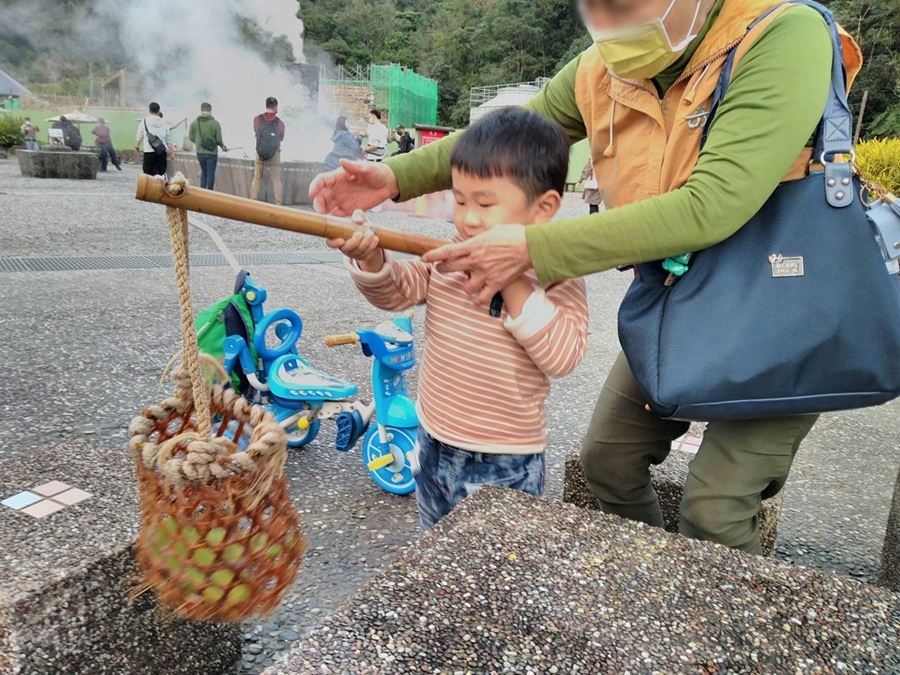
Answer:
[
  {"left": 128, "top": 176, "right": 304, "bottom": 621},
  {"left": 129, "top": 377, "right": 305, "bottom": 621}
]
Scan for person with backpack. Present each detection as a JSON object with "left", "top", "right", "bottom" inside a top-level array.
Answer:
[
  {"left": 250, "top": 96, "right": 286, "bottom": 205},
  {"left": 53, "top": 116, "right": 82, "bottom": 151},
  {"left": 189, "top": 102, "right": 227, "bottom": 190},
  {"left": 135, "top": 102, "right": 174, "bottom": 176}
]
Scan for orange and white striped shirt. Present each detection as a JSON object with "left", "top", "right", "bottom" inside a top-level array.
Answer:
[{"left": 348, "top": 252, "right": 588, "bottom": 454}]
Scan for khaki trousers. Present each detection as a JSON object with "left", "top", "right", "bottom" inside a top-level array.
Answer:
[
  {"left": 250, "top": 151, "right": 282, "bottom": 205},
  {"left": 580, "top": 352, "right": 817, "bottom": 555}
]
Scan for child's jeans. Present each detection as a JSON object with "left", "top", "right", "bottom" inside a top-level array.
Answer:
[{"left": 414, "top": 428, "right": 545, "bottom": 530}]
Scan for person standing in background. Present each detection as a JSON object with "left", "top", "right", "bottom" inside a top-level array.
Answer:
[
  {"left": 21, "top": 118, "right": 40, "bottom": 151},
  {"left": 250, "top": 96, "right": 285, "bottom": 205},
  {"left": 135, "top": 102, "right": 174, "bottom": 176},
  {"left": 324, "top": 115, "right": 363, "bottom": 171},
  {"left": 392, "top": 125, "right": 415, "bottom": 155},
  {"left": 189, "top": 102, "right": 227, "bottom": 190},
  {"left": 92, "top": 118, "right": 122, "bottom": 172},
  {"left": 364, "top": 109, "right": 388, "bottom": 161},
  {"left": 580, "top": 160, "right": 602, "bottom": 214}
]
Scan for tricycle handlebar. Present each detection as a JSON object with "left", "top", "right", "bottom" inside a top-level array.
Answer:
[{"left": 324, "top": 333, "right": 360, "bottom": 347}]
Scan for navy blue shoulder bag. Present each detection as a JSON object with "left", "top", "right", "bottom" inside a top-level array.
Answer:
[{"left": 617, "top": 0, "right": 900, "bottom": 420}]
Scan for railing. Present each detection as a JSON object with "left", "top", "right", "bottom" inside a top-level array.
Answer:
[{"left": 469, "top": 77, "right": 552, "bottom": 109}]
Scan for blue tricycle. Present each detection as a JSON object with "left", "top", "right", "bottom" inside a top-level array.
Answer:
[{"left": 220, "top": 275, "right": 418, "bottom": 495}]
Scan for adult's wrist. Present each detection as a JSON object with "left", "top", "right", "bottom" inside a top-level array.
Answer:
[
  {"left": 386, "top": 165, "right": 401, "bottom": 201},
  {"left": 525, "top": 223, "right": 554, "bottom": 285}
]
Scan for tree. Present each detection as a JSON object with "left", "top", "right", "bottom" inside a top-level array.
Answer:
[{"left": 826, "top": 0, "right": 900, "bottom": 137}]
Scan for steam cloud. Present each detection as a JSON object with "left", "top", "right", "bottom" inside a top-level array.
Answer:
[{"left": 2, "top": 0, "right": 333, "bottom": 162}]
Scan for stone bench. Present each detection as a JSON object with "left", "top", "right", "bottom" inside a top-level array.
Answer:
[
  {"left": 266, "top": 487, "right": 900, "bottom": 674},
  {"left": 0, "top": 440, "right": 240, "bottom": 674},
  {"left": 17, "top": 149, "right": 99, "bottom": 180},
  {"left": 563, "top": 448, "right": 782, "bottom": 556}
]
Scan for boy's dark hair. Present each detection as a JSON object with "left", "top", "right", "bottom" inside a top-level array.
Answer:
[
  {"left": 370, "top": 109, "right": 382, "bottom": 120},
  {"left": 149, "top": 102, "right": 160, "bottom": 114},
  {"left": 266, "top": 96, "right": 278, "bottom": 109},
  {"left": 200, "top": 102, "right": 212, "bottom": 112},
  {"left": 450, "top": 107, "right": 570, "bottom": 200}
]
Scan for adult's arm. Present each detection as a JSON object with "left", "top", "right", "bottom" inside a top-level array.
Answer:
[
  {"left": 528, "top": 7, "right": 832, "bottom": 283},
  {"left": 384, "top": 56, "right": 588, "bottom": 201}
]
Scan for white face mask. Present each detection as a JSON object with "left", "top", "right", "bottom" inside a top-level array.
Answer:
[{"left": 586, "top": 0, "right": 704, "bottom": 80}]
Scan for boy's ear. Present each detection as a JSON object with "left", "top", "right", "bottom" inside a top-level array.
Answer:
[{"left": 531, "top": 189, "right": 562, "bottom": 223}]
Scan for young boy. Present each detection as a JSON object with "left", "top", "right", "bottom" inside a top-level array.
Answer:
[{"left": 329, "top": 107, "right": 589, "bottom": 529}]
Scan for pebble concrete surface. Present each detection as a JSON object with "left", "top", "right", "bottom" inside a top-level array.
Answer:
[
  {"left": 267, "top": 487, "right": 900, "bottom": 675},
  {"left": 0, "top": 439, "right": 241, "bottom": 675}
]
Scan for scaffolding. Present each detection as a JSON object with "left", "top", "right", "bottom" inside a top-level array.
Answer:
[
  {"left": 319, "top": 64, "right": 374, "bottom": 125},
  {"left": 469, "top": 77, "right": 551, "bottom": 123},
  {"left": 319, "top": 63, "right": 438, "bottom": 128}
]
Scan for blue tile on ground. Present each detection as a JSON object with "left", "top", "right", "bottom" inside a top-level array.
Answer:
[{"left": 2, "top": 491, "right": 43, "bottom": 510}]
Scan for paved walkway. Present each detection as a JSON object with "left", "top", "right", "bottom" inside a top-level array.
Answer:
[{"left": 0, "top": 160, "right": 897, "bottom": 672}]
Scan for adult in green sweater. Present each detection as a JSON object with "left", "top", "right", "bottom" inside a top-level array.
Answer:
[
  {"left": 189, "top": 102, "right": 227, "bottom": 190},
  {"left": 309, "top": 0, "right": 861, "bottom": 555}
]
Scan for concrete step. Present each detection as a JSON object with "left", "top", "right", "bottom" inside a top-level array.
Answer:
[
  {"left": 0, "top": 440, "right": 241, "bottom": 675},
  {"left": 563, "top": 448, "right": 782, "bottom": 556},
  {"left": 266, "top": 487, "right": 900, "bottom": 674}
]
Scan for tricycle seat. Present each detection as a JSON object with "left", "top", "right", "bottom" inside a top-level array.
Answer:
[{"left": 268, "top": 355, "right": 358, "bottom": 401}]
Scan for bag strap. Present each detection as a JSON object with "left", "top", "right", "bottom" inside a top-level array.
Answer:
[
  {"left": 197, "top": 115, "right": 210, "bottom": 141},
  {"left": 700, "top": 0, "right": 855, "bottom": 207}
]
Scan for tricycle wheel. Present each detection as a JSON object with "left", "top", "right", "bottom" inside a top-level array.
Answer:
[
  {"left": 285, "top": 418, "right": 321, "bottom": 448},
  {"left": 362, "top": 425, "right": 416, "bottom": 495}
]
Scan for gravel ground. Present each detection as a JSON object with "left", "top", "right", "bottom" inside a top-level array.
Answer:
[{"left": 0, "top": 159, "right": 898, "bottom": 672}]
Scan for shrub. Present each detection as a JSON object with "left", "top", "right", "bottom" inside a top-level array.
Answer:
[
  {"left": 855, "top": 137, "right": 900, "bottom": 196},
  {"left": 0, "top": 114, "right": 25, "bottom": 149}
]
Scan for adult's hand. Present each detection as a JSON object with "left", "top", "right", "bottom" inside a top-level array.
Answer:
[
  {"left": 422, "top": 225, "right": 532, "bottom": 306},
  {"left": 309, "top": 159, "right": 399, "bottom": 216}
]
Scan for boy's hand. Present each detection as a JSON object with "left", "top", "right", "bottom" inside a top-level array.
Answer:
[{"left": 327, "top": 209, "right": 385, "bottom": 271}]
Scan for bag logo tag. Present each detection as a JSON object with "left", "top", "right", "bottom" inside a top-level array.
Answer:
[{"left": 769, "top": 254, "right": 804, "bottom": 277}]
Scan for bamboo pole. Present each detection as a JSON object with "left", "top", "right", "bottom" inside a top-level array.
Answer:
[{"left": 134, "top": 174, "right": 448, "bottom": 257}]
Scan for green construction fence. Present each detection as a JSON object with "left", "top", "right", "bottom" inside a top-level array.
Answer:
[{"left": 371, "top": 64, "right": 438, "bottom": 129}]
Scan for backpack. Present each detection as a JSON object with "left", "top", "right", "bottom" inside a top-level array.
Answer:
[
  {"left": 255, "top": 114, "right": 280, "bottom": 160},
  {"left": 144, "top": 120, "right": 167, "bottom": 155},
  {"left": 195, "top": 270, "right": 257, "bottom": 395}
]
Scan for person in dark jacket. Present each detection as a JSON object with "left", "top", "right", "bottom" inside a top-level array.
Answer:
[
  {"left": 323, "top": 116, "right": 363, "bottom": 171},
  {"left": 54, "top": 116, "right": 82, "bottom": 151},
  {"left": 392, "top": 125, "right": 415, "bottom": 155}
]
